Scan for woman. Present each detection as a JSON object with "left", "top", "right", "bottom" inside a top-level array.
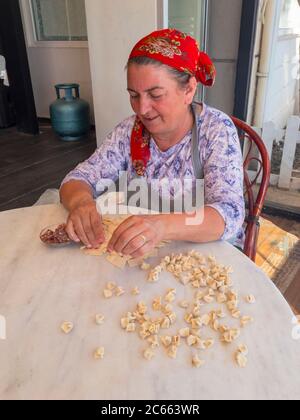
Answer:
[{"left": 60, "top": 29, "right": 245, "bottom": 258}]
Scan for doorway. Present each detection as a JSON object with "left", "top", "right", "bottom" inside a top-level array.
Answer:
[{"left": 0, "top": 0, "right": 38, "bottom": 134}]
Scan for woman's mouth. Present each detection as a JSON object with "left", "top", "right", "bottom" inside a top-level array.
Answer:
[{"left": 143, "top": 115, "right": 160, "bottom": 123}]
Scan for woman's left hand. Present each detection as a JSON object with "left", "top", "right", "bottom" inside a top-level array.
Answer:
[{"left": 107, "top": 215, "right": 167, "bottom": 258}]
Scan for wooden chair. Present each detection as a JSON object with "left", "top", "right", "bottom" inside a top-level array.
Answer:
[{"left": 231, "top": 117, "right": 271, "bottom": 262}]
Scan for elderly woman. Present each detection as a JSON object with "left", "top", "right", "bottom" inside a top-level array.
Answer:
[{"left": 60, "top": 29, "right": 245, "bottom": 257}]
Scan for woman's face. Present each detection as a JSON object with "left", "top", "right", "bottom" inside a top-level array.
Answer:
[{"left": 127, "top": 63, "right": 197, "bottom": 138}]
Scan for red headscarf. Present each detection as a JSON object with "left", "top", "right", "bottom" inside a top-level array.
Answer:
[{"left": 129, "top": 29, "right": 216, "bottom": 176}]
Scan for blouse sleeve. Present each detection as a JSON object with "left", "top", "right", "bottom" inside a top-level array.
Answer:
[
  {"left": 202, "top": 114, "right": 245, "bottom": 241},
  {"left": 60, "top": 117, "right": 134, "bottom": 198}
]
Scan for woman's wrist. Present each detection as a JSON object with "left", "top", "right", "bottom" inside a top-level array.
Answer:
[
  {"left": 158, "top": 213, "right": 182, "bottom": 241},
  {"left": 68, "top": 194, "right": 95, "bottom": 212}
]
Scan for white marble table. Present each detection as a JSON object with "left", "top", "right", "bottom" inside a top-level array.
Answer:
[{"left": 0, "top": 204, "right": 300, "bottom": 400}]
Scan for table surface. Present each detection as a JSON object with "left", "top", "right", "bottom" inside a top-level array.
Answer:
[{"left": 0, "top": 204, "right": 299, "bottom": 400}]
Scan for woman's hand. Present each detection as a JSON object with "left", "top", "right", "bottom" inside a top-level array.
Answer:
[
  {"left": 107, "top": 215, "right": 167, "bottom": 258},
  {"left": 65, "top": 198, "right": 105, "bottom": 248}
]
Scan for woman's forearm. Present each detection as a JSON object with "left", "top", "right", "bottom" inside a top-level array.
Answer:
[
  {"left": 162, "top": 206, "right": 225, "bottom": 243},
  {"left": 60, "top": 180, "right": 95, "bottom": 212}
]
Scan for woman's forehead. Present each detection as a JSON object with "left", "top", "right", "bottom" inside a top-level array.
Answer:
[{"left": 127, "top": 63, "right": 173, "bottom": 89}]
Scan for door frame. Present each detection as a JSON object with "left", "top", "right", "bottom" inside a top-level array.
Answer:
[
  {"left": 233, "top": 0, "right": 260, "bottom": 122},
  {"left": 0, "top": 0, "right": 38, "bottom": 134}
]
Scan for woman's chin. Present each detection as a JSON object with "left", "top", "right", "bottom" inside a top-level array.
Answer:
[{"left": 143, "top": 119, "right": 162, "bottom": 133}]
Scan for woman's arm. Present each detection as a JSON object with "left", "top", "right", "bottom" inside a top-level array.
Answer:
[
  {"left": 59, "top": 117, "right": 133, "bottom": 247},
  {"left": 162, "top": 207, "right": 225, "bottom": 242}
]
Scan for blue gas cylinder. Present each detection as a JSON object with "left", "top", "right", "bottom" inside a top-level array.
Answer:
[{"left": 50, "top": 83, "right": 90, "bottom": 141}]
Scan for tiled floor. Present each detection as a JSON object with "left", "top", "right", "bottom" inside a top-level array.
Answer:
[
  {"left": 260, "top": 213, "right": 300, "bottom": 315},
  {"left": 0, "top": 122, "right": 96, "bottom": 211}
]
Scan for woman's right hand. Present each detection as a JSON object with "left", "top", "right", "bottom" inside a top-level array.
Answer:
[{"left": 65, "top": 199, "right": 105, "bottom": 248}]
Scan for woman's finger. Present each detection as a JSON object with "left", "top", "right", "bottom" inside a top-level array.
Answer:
[
  {"left": 129, "top": 238, "right": 156, "bottom": 259},
  {"left": 121, "top": 229, "right": 154, "bottom": 256},
  {"left": 72, "top": 215, "right": 93, "bottom": 248},
  {"left": 108, "top": 216, "right": 140, "bottom": 251},
  {"left": 66, "top": 219, "right": 80, "bottom": 243},
  {"left": 90, "top": 210, "right": 105, "bottom": 243},
  {"left": 109, "top": 222, "right": 148, "bottom": 254},
  {"left": 80, "top": 214, "right": 101, "bottom": 248}
]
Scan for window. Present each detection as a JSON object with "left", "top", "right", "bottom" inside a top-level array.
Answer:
[
  {"left": 168, "top": 0, "right": 207, "bottom": 50},
  {"left": 30, "top": 0, "right": 88, "bottom": 41},
  {"left": 279, "top": 0, "right": 300, "bottom": 35},
  {"left": 168, "top": 0, "right": 208, "bottom": 101}
]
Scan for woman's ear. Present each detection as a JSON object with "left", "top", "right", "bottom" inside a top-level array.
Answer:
[{"left": 184, "top": 77, "right": 198, "bottom": 105}]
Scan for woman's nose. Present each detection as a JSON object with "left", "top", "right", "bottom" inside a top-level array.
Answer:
[{"left": 138, "top": 97, "right": 152, "bottom": 116}]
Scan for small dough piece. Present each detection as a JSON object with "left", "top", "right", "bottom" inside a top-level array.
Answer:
[
  {"left": 94, "top": 347, "right": 105, "bottom": 360},
  {"left": 141, "top": 262, "right": 151, "bottom": 271},
  {"left": 84, "top": 244, "right": 107, "bottom": 256},
  {"left": 160, "top": 335, "right": 172, "bottom": 347},
  {"left": 178, "top": 300, "right": 189, "bottom": 309},
  {"left": 192, "top": 355, "right": 205, "bottom": 368},
  {"left": 236, "top": 352, "right": 248, "bottom": 368},
  {"left": 203, "top": 295, "right": 214, "bottom": 304},
  {"left": 187, "top": 335, "right": 198, "bottom": 346},
  {"left": 95, "top": 314, "right": 105, "bottom": 325},
  {"left": 231, "top": 310, "right": 241, "bottom": 319},
  {"left": 245, "top": 295, "right": 256, "bottom": 304},
  {"left": 103, "top": 289, "right": 113, "bottom": 299},
  {"left": 131, "top": 287, "right": 140, "bottom": 295},
  {"left": 148, "top": 335, "right": 160, "bottom": 349},
  {"left": 61, "top": 321, "right": 74, "bottom": 334},
  {"left": 160, "top": 317, "right": 171, "bottom": 329},
  {"left": 106, "top": 252, "right": 128, "bottom": 269},
  {"left": 240, "top": 316, "right": 254, "bottom": 328},
  {"left": 144, "top": 348, "right": 155, "bottom": 360},
  {"left": 115, "top": 286, "right": 125, "bottom": 297},
  {"left": 165, "top": 289, "right": 176, "bottom": 303},
  {"left": 237, "top": 344, "right": 249, "bottom": 356},
  {"left": 106, "top": 282, "right": 116, "bottom": 290},
  {"left": 128, "top": 258, "right": 144, "bottom": 268},
  {"left": 179, "top": 327, "right": 190, "bottom": 338},
  {"left": 167, "top": 345, "right": 178, "bottom": 359},
  {"left": 152, "top": 297, "right": 162, "bottom": 312},
  {"left": 126, "top": 323, "right": 136, "bottom": 333},
  {"left": 221, "top": 328, "right": 241, "bottom": 343}
]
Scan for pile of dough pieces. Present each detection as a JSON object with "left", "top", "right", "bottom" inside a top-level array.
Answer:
[
  {"left": 62, "top": 242, "right": 256, "bottom": 369},
  {"left": 81, "top": 215, "right": 169, "bottom": 269},
  {"left": 119, "top": 250, "right": 255, "bottom": 368}
]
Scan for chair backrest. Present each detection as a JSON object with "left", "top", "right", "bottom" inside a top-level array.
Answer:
[{"left": 231, "top": 117, "right": 271, "bottom": 261}]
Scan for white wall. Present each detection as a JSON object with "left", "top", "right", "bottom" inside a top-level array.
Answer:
[
  {"left": 26, "top": 47, "right": 94, "bottom": 121},
  {"left": 85, "top": 0, "right": 158, "bottom": 145},
  {"left": 19, "top": 0, "right": 94, "bottom": 122},
  {"left": 205, "top": 0, "right": 243, "bottom": 116}
]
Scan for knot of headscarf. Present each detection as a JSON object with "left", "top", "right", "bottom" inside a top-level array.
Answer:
[
  {"left": 129, "top": 29, "right": 216, "bottom": 87},
  {"left": 129, "top": 29, "right": 216, "bottom": 176}
]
